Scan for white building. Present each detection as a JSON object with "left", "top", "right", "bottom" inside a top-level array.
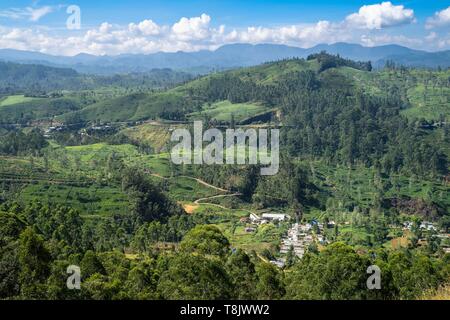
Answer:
[
  {"left": 420, "top": 222, "right": 437, "bottom": 231},
  {"left": 249, "top": 213, "right": 261, "bottom": 223},
  {"left": 270, "top": 259, "right": 285, "bottom": 268},
  {"left": 261, "top": 213, "right": 289, "bottom": 221}
]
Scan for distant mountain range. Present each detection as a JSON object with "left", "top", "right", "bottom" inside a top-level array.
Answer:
[{"left": 0, "top": 43, "right": 449, "bottom": 75}]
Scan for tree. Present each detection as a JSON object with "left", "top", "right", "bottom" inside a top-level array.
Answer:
[
  {"left": 410, "top": 218, "right": 422, "bottom": 248},
  {"left": 18, "top": 227, "right": 51, "bottom": 299},
  {"left": 121, "top": 168, "right": 181, "bottom": 222},
  {"left": 439, "top": 216, "right": 450, "bottom": 233},
  {"left": 180, "top": 225, "right": 230, "bottom": 258},
  {"left": 0, "top": 242, "right": 20, "bottom": 299},
  {"left": 373, "top": 218, "right": 389, "bottom": 244},
  {"left": 285, "top": 243, "right": 370, "bottom": 300},
  {"left": 158, "top": 253, "right": 232, "bottom": 300},
  {"left": 0, "top": 211, "right": 25, "bottom": 245},
  {"left": 226, "top": 249, "right": 257, "bottom": 299},
  {"left": 124, "top": 258, "right": 159, "bottom": 300},
  {"left": 80, "top": 250, "right": 106, "bottom": 279},
  {"left": 285, "top": 246, "right": 296, "bottom": 268},
  {"left": 255, "top": 262, "right": 285, "bottom": 299},
  {"left": 386, "top": 251, "right": 441, "bottom": 299}
]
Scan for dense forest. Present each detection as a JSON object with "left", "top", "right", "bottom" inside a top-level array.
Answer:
[{"left": 1, "top": 170, "right": 449, "bottom": 300}]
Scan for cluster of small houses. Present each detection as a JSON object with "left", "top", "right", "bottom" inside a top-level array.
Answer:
[
  {"left": 402, "top": 221, "right": 437, "bottom": 231},
  {"left": 280, "top": 221, "right": 328, "bottom": 256},
  {"left": 240, "top": 212, "right": 332, "bottom": 268},
  {"left": 43, "top": 124, "right": 114, "bottom": 138},
  {"left": 43, "top": 125, "right": 67, "bottom": 138},
  {"left": 403, "top": 220, "right": 450, "bottom": 254},
  {"left": 242, "top": 213, "right": 450, "bottom": 268}
]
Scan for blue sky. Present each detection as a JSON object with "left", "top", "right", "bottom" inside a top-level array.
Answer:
[
  {"left": 0, "top": 0, "right": 442, "bottom": 26},
  {"left": 0, "top": 1, "right": 449, "bottom": 55}
]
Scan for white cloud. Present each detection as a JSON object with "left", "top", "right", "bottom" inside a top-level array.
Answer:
[
  {"left": 345, "top": 2, "right": 415, "bottom": 29},
  {"left": 0, "top": 6, "right": 53, "bottom": 22},
  {"left": 425, "top": 32, "right": 437, "bottom": 41},
  {"left": 426, "top": 7, "right": 450, "bottom": 29},
  {"left": 360, "top": 34, "right": 423, "bottom": 47},
  {"left": 229, "top": 21, "right": 351, "bottom": 48},
  {"left": 0, "top": 5, "right": 447, "bottom": 56},
  {"left": 29, "top": 6, "right": 53, "bottom": 22},
  {"left": 128, "top": 19, "right": 161, "bottom": 36},
  {"left": 172, "top": 13, "right": 212, "bottom": 41}
]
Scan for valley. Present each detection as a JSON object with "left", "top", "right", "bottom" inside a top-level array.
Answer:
[{"left": 1, "top": 51, "right": 449, "bottom": 300}]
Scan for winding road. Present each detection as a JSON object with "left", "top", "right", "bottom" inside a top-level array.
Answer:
[{"left": 147, "top": 171, "right": 259, "bottom": 215}]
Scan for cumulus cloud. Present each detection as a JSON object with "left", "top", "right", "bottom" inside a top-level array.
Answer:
[
  {"left": 228, "top": 21, "right": 351, "bottom": 48},
  {"left": 0, "top": 4, "right": 446, "bottom": 56},
  {"left": 345, "top": 2, "right": 415, "bottom": 29},
  {"left": 426, "top": 6, "right": 450, "bottom": 29},
  {"left": 172, "top": 13, "right": 214, "bottom": 41},
  {"left": 0, "top": 6, "right": 53, "bottom": 22},
  {"left": 129, "top": 19, "right": 161, "bottom": 36}
]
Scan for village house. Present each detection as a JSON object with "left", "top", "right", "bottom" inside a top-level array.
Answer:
[{"left": 261, "top": 213, "right": 289, "bottom": 221}]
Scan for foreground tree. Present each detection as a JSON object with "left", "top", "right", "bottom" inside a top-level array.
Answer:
[
  {"left": 158, "top": 253, "right": 232, "bottom": 299},
  {"left": 18, "top": 227, "right": 51, "bottom": 299},
  {"left": 285, "top": 243, "right": 370, "bottom": 300}
]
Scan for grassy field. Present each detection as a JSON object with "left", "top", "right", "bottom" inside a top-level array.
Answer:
[
  {"left": 188, "top": 100, "right": 268, "bottom": 122},
  {"left": 0, "top": 95, "right": 41, "bottom": 107}
]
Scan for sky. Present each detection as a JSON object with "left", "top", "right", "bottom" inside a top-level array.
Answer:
[{"left": 0, "top": 0, "right": 448, "bottom": 56}]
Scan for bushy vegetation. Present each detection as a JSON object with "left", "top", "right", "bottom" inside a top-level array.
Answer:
[
  {"left": 0, "top": 129, "right": 47, "bottom": 156},
  {"left": 1, "top": 208, "right": 448, "bottom": 300}
]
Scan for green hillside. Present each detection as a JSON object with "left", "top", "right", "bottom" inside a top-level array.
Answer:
[
  {"left": 188, "top": 100, "right": 268, "bottom": 122},
  {"left": 54, "top": 58, "right": 318, "bottom": 123},
  {"left": 47, "top": 56, "right": 449, "bottom": 125},
  {"left": 0, "top": 97, "right": 83, "bottom": 124}
]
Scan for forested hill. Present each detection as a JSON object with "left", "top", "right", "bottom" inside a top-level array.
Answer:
[
  {"left": 0, "top": 62, "right": 80, "bottom": 93},
  {"left": 0, "top": 61, "right": 192, "bottom": 95},
  {"left": 62, "top": 52, "right": 449, "bottom": 124},
  {"left": 61, "top": 53, "right": 364, "bottom": 122},
  {"left": 0, "top": 54, "right": 448, "bottom": 178},
  {"left": 57, "top": 53, "right": 449, "bottom": 178}
]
